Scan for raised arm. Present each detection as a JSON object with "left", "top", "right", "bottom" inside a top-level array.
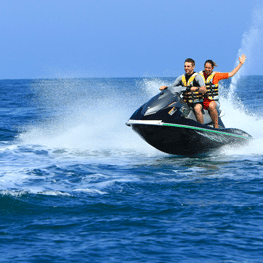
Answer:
[{"left": 228, "top": 54, "right": 246, "bottom": 77}]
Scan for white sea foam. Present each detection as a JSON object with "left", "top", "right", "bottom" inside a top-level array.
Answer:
[
  {"left": 17, "top": 78, "right": 160, "bottom": 157},
  {"left": 73, "top": 188, "right": 108, "bottom": 195},
  {"left": 228, "top": 8, "right": 263, "bottom": 100},
  {"left": 220, "top": 6, "right": 263, "bottom": 156},
  {"left": 142, "top": 78, "right": 166, "bottom": 97}
]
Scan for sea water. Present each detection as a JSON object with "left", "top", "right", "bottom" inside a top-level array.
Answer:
[{"left": 1, "top": 76, "right": 263, "bottom": 262}]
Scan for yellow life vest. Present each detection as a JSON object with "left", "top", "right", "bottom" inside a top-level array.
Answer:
[
  {"left": 199, "top": 71, "right": 219, "bottom": 101},
  {"left": 181, "top": 72, "right": 198, "bottom": 87},
  {"left": 182, "top": 73, "right": 203, "bottom": 104}
]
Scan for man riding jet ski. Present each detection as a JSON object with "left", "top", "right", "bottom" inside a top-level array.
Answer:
[{"left": 160, "top": 58, "right": 206, "bottom": 125}]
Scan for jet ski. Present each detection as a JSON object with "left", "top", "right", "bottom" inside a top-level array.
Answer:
[{"left": 126, "top": 86, "right": 252, "bottom": 155}]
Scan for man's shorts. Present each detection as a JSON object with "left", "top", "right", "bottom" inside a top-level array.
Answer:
[{"left": 203, "top": 98, "right": 213, "bottom": 110}]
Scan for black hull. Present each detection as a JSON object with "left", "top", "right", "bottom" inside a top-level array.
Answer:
[
  {"left": 131, "top": 123, "right": 251, "bottom": 155},
  {"left": 127, "top": 89, "right": 252, "bottom": 156}
]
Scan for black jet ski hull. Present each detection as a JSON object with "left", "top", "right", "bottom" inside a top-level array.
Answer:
[
  {"left": 128, "top": 120, "right": 251, "bottom": 155},
  {"left": 127, "top": 88, "right": 252, "bottom": 156}
]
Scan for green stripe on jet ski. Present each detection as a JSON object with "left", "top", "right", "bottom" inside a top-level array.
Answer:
[{"left": 162, "top": 123, "right": 250, "bottom": 140}]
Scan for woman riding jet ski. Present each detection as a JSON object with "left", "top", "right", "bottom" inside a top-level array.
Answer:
[{"left": 126, "top": 57, "right": 251, "bottom": 156}]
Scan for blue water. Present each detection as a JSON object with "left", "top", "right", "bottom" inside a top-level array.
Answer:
[{"left": 1, "top": 77, "right": 263, "bottom": 262}]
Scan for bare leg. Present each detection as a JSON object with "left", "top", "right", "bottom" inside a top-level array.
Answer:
[
  {"left": 208, "top": 101, "right": 219, "bottom": 128},
  {"left": 194, "top": 103, "right": 203, "bottom": 124}
]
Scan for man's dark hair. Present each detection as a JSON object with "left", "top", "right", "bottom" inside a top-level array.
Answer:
[{"left": 185, "top": 58, "right": 195, "bottom": 67}]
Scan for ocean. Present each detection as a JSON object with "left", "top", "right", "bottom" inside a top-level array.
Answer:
[{"left": 1, "top": 76, "right": 263, "bottom": 262}]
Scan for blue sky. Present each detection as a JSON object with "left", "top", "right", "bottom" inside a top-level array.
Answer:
[{"left": 0, "top": 0, "right": 262, "bottom": 79}]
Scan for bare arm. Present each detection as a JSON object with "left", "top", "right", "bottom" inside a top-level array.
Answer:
[
  {"left": 191, "top": 86, "right": 206, "bottom": 94},
  {"left": 228, "top": 54, "right": 246, "bottom": 77},
  {"left": 160, "top": 86, "right": 168, "bottom": 90}
]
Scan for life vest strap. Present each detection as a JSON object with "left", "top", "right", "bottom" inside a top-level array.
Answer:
[
  {"left": 205, "top": 83, "right": 219, "bottom": 101},
  {"left": 183, "top": 90, "right": 203, "bottom": 103}
]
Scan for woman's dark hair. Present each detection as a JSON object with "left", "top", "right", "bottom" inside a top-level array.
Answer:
[{"left": 205, "top": 60, "right": 218, "bottom": 68}]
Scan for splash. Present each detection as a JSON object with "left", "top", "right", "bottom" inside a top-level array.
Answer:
[
  {"left": 141, "top": 78, "right": 167, "bottom": 97},
  {"left": 220, "top": 88, "right": 263, "bottom": 156},
  {"left": 228, "top": 7, "right": 263, "bottom": 100},
  {"left": 218, "top": 6, "right": 263, "bottom": 155},
  {"left": 18, "top": 78, "right": 159, "bottom": 156}
]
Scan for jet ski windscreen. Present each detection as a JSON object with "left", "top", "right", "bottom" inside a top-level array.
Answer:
[{"left": 141, "top": 89, "right": 180, "bottom": 116}]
